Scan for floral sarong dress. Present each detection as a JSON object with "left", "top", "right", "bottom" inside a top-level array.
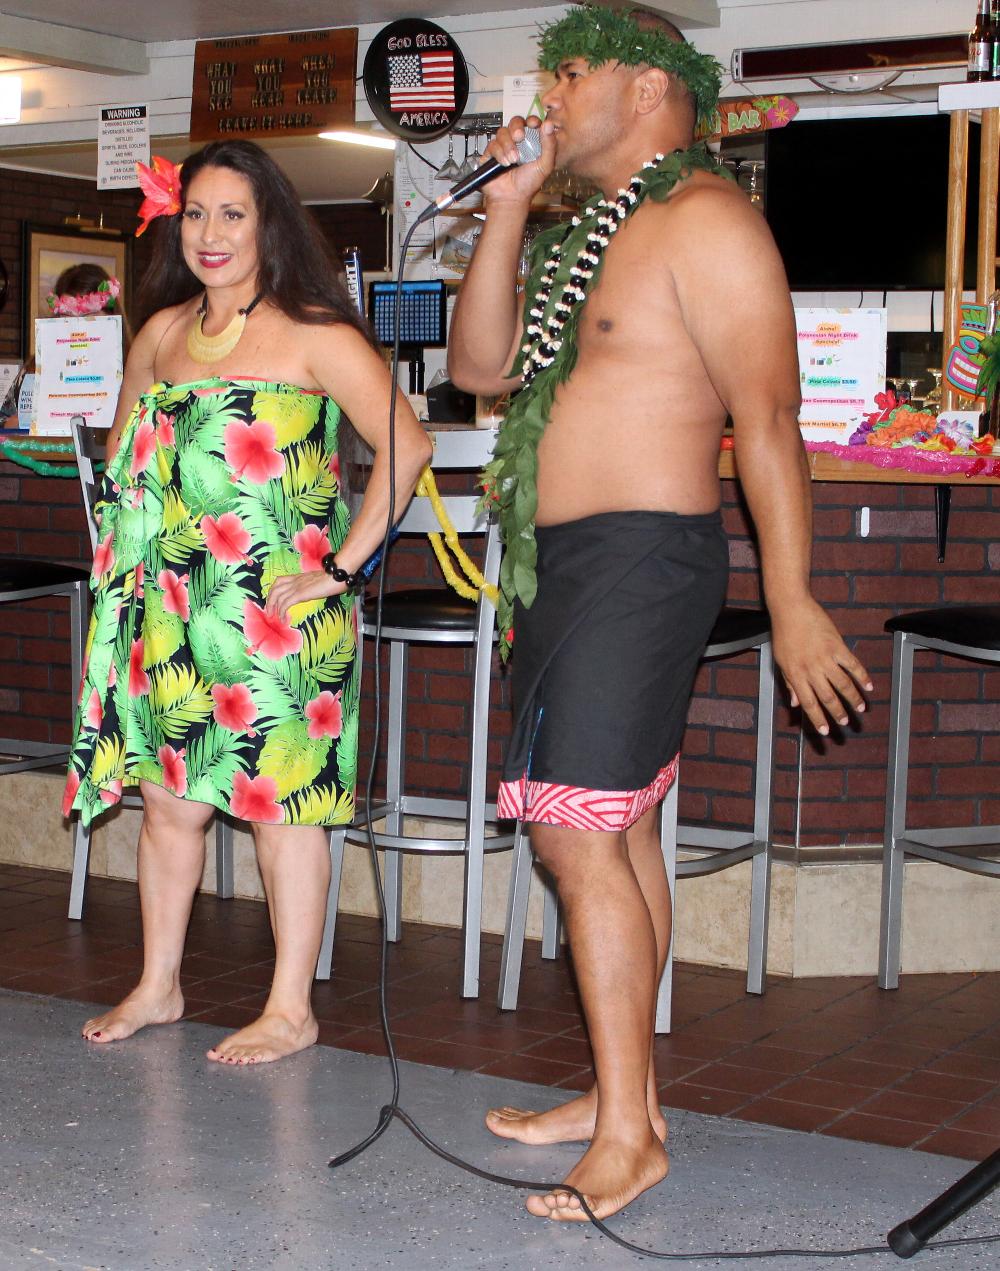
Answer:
[{"left": 63, "top": 378, "right": 359, "bottom": 828}]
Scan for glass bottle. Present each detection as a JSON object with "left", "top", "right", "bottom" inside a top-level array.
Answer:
[{"left": 969, "top": 0, "right": 993, "bottom": 82}]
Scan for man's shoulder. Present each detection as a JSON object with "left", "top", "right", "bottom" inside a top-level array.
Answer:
[{"left": 649, "top": 169, "right": 750, "bottom": 226}]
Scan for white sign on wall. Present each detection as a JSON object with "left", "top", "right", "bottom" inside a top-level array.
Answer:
[
  {"left": 502, "top": 73, "right": 551, "bottom": 122},
  {"left": 33, "top": 315, "right": 123, "bottom": 435},
  {"left": 97, "top": 104, "right": 150, "bottom": 190},
  {"left": 796, "top": 308, "right": 886, "bottom": 445}
]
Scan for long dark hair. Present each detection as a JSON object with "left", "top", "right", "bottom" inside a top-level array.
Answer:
[{"left": 135, "top": 140, "right": 375, "bottom": 345}]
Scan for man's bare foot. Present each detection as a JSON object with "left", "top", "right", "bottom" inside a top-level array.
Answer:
[
  {"left": 486, "top": 1088, "right": 668, "bottom": 1146},
  {"left": 81, "top": 984, "right": 184, "bottom": 1044},
  {"left": 526, "top": 1130, "right": 668, "bottom": 1222},
  {"left": 206, "top": 1011, "right": 318, "bottom": 1065}
]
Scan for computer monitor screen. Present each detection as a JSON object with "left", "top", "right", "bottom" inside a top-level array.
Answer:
[{"left": 369, "top": 279, "right": 448, "bottom": 348}]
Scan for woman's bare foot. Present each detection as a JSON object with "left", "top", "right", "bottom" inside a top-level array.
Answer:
[
  {"left": 526, "top": 1130, "right": 668, "bottom": 1222},
  {"left": 486, "top": 1087, "right": 668, "bottom": 1146},
  {"left": 81, "top": 983, "right": 184, "bottom": 1044},
  {"left": 206, "top": 1011, "right": 319, "bottom": 1065}
]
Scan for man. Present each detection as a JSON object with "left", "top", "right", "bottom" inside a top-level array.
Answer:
[{"left": 448, "top": 6, "right": 871, "bottom": 1223}]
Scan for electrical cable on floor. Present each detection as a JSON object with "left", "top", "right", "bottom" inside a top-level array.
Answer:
[{"left": 327, "top": 216, "right": 1000, "bottom": 1262}]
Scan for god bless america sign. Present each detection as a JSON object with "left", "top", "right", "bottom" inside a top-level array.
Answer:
[{"left": 363, "top": 19, "right": 469, "bottom": 141}]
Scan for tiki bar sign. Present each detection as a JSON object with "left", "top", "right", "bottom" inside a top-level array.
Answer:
[{"left": 189, "top": 29, "right": 358, "bottom": 141}]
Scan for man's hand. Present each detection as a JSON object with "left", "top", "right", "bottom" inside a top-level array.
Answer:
[
  {"left": 770, "top": 600, "right": 873, "bottom": 736},
  {"left": 481, "top": 115, "right": 557, "bottom": 207},
  {"left": 265, "top": 571, "right": 346, "bottom": 623}
]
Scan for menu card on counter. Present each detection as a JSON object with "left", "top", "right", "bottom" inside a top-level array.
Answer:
[
  {"left": 32, "top": 315, "right": 123, "bottom": 436},
  {"left": 795, "top": 308, "right": 886, "bottom": 445}
]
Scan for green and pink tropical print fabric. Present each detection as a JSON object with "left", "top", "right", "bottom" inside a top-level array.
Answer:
[{"left": 64, "top": 378, "right": 359, "bottom": 827}]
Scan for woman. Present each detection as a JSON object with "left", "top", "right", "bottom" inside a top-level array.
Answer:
[{"left": 63, "top": 140, "right": 431, "bottom": 1065}]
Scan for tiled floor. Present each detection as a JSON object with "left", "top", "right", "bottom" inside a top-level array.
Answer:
[{"left": 1, "top": 861, "right": 998, "bottom": 1164}]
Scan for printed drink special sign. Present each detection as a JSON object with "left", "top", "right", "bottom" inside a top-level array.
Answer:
[
  {"left": 363, "top": 19, "right": 469, "bottom": 142},
  {"left": 189, "top": 29, "right": 358, "bottom": 141},
  {"left": 796, "top": 308, "right": 887, "bottom": 445}
]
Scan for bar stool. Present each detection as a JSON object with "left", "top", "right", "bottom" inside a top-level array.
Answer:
[
  {"left": 878, "top": 606, "right": 1000, "bottom": 990},
  {"left": 498, "top": 606, "right": 776, "bottom": 1033},
  {"left": 0, "top": 561, "right": 89, "bottom": 773},
  {"left": 322, "top": 429, "right": 516, "bottom": 997},
  {"left": 68, "top": 419, "right": 234, "bottom": 920}
]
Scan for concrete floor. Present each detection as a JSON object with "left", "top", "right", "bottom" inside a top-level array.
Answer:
[{"left": 1, "top": 991, "right": 998, "bottom": 1271}]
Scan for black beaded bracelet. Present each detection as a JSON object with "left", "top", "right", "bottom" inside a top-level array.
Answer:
[{"left": 320, "top": 552, "right": 362, "bottom": 592}]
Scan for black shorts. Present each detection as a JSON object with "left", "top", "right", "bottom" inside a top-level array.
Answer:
[{"left": 497, "top": 509, "right": 727, "bottom": 831}]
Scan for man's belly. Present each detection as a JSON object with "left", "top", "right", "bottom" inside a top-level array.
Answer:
[{"left": 534, "top": 386, "right": 725, "bottom": 526}]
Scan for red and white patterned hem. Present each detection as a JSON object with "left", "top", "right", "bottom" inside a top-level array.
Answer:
[{"left": 496, "top": 755, "right": 679, "bottom": 832}]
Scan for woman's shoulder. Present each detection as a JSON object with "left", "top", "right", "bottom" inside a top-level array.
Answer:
[{"left": 135, "top": 297, "right": 198, "bottom": 349}]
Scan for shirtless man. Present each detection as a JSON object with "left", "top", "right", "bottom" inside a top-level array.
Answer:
[{"left": 448, "top": 7, "right": 871, "bottom": 1224}]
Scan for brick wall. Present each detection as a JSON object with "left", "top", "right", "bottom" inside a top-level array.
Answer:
[{"left": 4, "top": 454, "right": 997, "bottom": 846}]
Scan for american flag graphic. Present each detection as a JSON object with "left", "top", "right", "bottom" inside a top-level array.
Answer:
[{"left": 388, "top": 52, "right": 455, "bottom": 111}]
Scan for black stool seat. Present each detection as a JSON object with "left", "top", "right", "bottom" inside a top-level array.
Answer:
[
  {"left": 707, "top": 606, "right": 771, "bottom": 649},
  {"left": 884, "top": 605, "right": 1000, "bottom": 651},
  {"left": 0, "top": 558, "right": 91, "bottom": 590},
  {"left": 365, "top": 587, "right": 476, "bottom": 633}
]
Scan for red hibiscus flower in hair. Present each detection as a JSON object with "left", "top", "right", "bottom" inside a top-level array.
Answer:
[
  {"left": 229, "top": 771, "right": 284, "bottom": 823},
  {"left": 224, "top": 419, "right": 285, "bottom": 484},
  {"left": 212, "top": 682, "right": 258, "bottom": 735},
  {"left": 135, "top": 155, "right": 183, "bottom": 237},
  {"left": 293, "top": 523, "right": 332, "bottom": 574},
  {"left": 158, "top": 744, "right": 187, "bottom": 797},
  {"left": 201, "top": 512, "right": 252, "bottom": 565},
  {"left": 244, "top": 599, "right": 303, "bottom": 660},
  {"left": 305, "top": 689, "right": 343, "bottom": 739}
]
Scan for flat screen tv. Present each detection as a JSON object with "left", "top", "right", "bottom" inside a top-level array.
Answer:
[{"left": 763, "top": 115, "right": 982, "bottom": 291}]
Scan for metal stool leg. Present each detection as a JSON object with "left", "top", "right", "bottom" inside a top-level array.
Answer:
[
  {"left": 879, "top": 631, "right": 913, "bottom": 990},
  {"left": 499, "top": 823, "right": 530, "bottom": 1011},
  {"left": 382, "top": 640, "right": 407, "bottom": 943},
  {"left": 746, "top": 641, "right": 776, "bottom": 995},
  {"left": 655, "top": 770, "right": 679, "bottom": 1034},
  {"left": 461, "top": 600, "right": 494, "bottom": 998},
  {"left": 214, "top": 815, "right": 235, "bottom": 899},
  {"left": 68, "top": 815, "right": 91, "bottom": 920},
  {"left": 316, "top": 828, "right": 346, "bottom": 980},
  {"left": 541, "top": 878, "right": 560, "bottom": 959}
]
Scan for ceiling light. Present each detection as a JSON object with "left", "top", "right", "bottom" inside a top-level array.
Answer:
[
  {"left": 0, "top": 77, "right": 21, "bottom": 126},
  {"left": 319, "top": 130, "right": 397, "bottom": 151}
]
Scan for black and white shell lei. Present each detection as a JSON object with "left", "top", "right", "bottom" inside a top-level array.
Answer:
[{"left": 520, "top": 153, "right": 665, "bottom": 388}]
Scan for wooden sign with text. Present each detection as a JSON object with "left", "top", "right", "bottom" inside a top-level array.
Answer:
[{"left": 190, "top": 29, "right": 358, "bottom": 142}]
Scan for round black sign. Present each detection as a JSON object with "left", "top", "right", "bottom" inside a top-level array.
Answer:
[{"left": 363, "top": 19, "right": 469, "bottom": 142}]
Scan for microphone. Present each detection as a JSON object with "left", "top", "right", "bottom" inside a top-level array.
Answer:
[{"left": 415, "top": 127, "right": 542, "bottom": 224}]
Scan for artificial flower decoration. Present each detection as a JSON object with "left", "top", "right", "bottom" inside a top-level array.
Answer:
[
  {"left": 45, "top": 277, "right": 120, "bottom": 317},
  {"left": 135, "top": 155, "right": 183, "bottom": 237}
]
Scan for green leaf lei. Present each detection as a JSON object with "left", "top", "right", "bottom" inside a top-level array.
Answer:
[
  {"left": 480, "top": 143, "right": 728, "bottom": 659},
  {"left": 536, "top": 5, "right": 723, "bottom": 132}
]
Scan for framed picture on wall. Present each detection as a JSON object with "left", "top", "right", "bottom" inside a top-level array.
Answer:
[{"left": 20, "top": 223, "right": 129, "bottom": 359}]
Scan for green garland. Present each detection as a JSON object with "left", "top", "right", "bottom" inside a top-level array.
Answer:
[
  {"left": 0, "top": 436, "right": 82, "bottom": 477},
  {"left": 480, "top": 144, "right": 728, "bottom": 658},
  {"left": 537, "top": 5, "right": 723, "bottom": 129}
]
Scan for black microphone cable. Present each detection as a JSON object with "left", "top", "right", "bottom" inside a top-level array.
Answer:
[{"left": 327, "top": 215, "right": 1000, "bottom": 1264}]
